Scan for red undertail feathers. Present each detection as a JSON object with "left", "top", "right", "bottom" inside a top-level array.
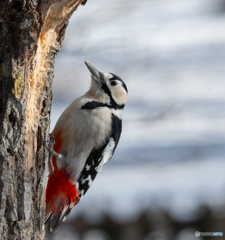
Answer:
[{"left": 45, "top": 129, "right": 80, "bottom": 232}]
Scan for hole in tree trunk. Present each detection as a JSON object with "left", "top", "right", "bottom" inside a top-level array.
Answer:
[{"left": 9, "top": 111, "right": 16, "bottom": 127}]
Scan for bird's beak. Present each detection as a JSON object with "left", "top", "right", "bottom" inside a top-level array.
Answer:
[{"left": 85, "top": 61, "right": 104, "bottom": 84}]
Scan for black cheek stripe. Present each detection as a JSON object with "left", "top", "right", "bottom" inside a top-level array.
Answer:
[{"left": 101, "top": 83, "right": 124, "bottom": 110}]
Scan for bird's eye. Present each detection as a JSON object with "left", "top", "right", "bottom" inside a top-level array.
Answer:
[{"left": 111, "top": 81, "right": 117, "bottom": 86}]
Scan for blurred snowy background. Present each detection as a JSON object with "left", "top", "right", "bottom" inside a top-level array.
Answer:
[{"left": 47, "top": 0, "right": 225, "bottom": 239}]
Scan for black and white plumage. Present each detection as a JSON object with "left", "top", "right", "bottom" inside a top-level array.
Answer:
[
  {"left": 76, "top": 111, "right": 122, "bottom": 198},
  {"left": 45, "top": 61, "right": 128, "bottom": 232},
  {"left": 76, "top": 63, "right": 126, "bottom": 198}
]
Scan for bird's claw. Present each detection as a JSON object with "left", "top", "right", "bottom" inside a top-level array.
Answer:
[
  {"left": 48, "top": 171, "right": 54, "bottom": 177},
  {"left": 49, "top": 133, "right": 55, "bottom": 144},
  {"left": 44, "top": 133, "right": 55, "bottom": 148},
  {"left": 45, "top": 133, "right": 56, "bottom": 177}
]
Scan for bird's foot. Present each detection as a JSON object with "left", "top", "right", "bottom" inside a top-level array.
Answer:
[{"left": 45, "top": 133, "right": 60, "bottom": 177}]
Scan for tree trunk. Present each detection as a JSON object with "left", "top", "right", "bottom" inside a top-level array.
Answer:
[{"left": 0, "top": 0, "right": 86, "bottom": 239}]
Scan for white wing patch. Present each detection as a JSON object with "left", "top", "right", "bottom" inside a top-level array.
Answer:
[
  {"left": 81, "top": 175, "right": 93, "bottom": 187},
  {"left": 76, "top": 182, "right": 84, "bottom": 198},
  {"left": 95, "top": 137, "right": 115, "bottom": 173},
  {"left": 85, "top": 164, "right": 91, "bottom": 171}
]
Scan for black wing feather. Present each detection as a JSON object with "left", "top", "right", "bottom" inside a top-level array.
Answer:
[{"left": 77, "top": 114, "right": 122, "bottom": 198}]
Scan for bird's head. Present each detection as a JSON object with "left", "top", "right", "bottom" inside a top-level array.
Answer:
[{"left": 85, "top": 61, "right": 128, "bottom": 109}]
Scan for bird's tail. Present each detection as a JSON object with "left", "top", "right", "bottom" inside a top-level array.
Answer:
[{"left": 45, "top": 170, "right": 80, "bottom": 232}]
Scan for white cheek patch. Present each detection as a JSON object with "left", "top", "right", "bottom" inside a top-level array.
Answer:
[{"left": 111, "top": 87, "right": 128, "bottom": 106}]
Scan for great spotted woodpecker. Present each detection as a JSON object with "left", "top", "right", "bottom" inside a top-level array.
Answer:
[{"left": 45, "top": 61, "right": 128, "bottom": 232}]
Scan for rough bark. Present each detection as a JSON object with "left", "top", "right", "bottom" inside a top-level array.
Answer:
[{"left": 0, "top": 0, "right": 86, "bottom": 239}]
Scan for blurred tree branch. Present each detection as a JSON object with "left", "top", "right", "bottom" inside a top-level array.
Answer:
[{"left": 0, "top": 0, "right": 86, "bottom": 239}]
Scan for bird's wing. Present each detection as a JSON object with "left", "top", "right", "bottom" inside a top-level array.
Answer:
[
  {"left": 76, "top": 137, "right": 116, "bottom": 198},
  {"left": 77, "top": 113, "right": 122, "bottom": 198}
]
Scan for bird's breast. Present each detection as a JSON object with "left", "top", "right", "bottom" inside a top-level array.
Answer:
[{"left": 82, "top": 107, "right": 112, "bottom": 147}]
